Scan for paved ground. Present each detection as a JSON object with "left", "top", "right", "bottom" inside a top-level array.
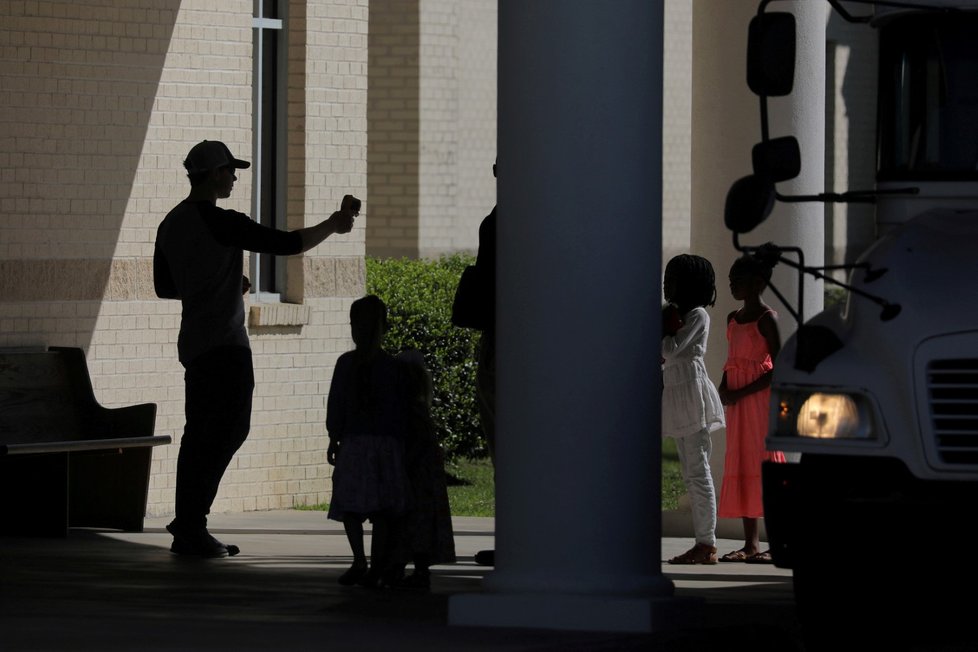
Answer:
[{"left": 0, "top": 510, "right": 967, "bottom": 651}]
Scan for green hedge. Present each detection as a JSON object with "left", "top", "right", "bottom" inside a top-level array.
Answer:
[
  {"left": 366, "top": 254, "right": 487, "bottom": 462},
  {"left": 825, "top": 286, "right": 848, "bottom": 312}
]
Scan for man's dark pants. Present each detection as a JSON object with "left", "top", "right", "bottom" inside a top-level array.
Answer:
[{"left": 173, "top": 345, "right": 254, "bottom": 532}]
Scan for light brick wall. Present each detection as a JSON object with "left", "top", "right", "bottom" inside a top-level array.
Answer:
[
  {"left": 365, "top": 0, "right": 420, "bottom": 259},
  {"left": 454, "top": 0, "right": 497, "bottom": 254},
  {"left": 663, "top": 0, "right": 693, "bottom": 266},
  {"left": 365, "top": 0, "right": 496, "bottom": 259},
  {"left": 368, "top": 1, "right": 684, "bottom": 262},
  {"left": 237, "top": 0, "right": 368, "bottom": 514},
  {"left": 416, "top": 0, "right": 458, "bottom": 257},
  {"left": 0, "top": 0, "right": 367, "bottom": 518},
  {"left": 2, "top": 1, "right": 868, "bottom": 519}
]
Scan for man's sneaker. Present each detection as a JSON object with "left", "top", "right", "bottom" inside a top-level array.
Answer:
[
  {"left": 167, "top": 522, "right": 239, "bottom": 558},
  {"left": 474, "top": 549, "right": 495, "bottom": 566}
]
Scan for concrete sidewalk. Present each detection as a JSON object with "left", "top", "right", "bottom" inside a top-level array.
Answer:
[{"left": 0, "top": 510, "right": 802, "bottom": 651}]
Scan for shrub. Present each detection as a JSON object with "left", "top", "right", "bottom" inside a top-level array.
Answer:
[
  {"left": 824, "top": 286, "right": 848, "bottom": 312},
  {"left": 366, "top": 254, "right": 486, "bottom": 462}
]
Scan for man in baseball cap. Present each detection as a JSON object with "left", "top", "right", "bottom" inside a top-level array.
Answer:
[
  {"left": 183, "top": 140, "right": 251, "bottom": 175},
  {"left": 154, "top": 139, "right": 359, "bottom": 558}
]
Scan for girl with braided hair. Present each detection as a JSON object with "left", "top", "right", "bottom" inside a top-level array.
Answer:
[{"left": 661, "top": 254, "right": 726, "bottom": 565}]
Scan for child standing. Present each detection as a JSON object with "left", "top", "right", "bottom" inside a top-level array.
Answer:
[
  {"left": 661, "top": 254, "right": 726, "bottom": 565},
  {"left": 717, "top": 253, "right": 785, "bottom": 564},
  {"left": 326, "top": 295, "right": 411, "bottom": 587},
  {"left": 393, "top": 349, "right": 456, "bottom": 589}
]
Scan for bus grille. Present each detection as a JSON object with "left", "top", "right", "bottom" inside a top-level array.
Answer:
[{"left": 928, "top": 359, "right": 978, "bottom": 465}]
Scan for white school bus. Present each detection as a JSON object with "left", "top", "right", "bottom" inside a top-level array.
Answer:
[{"left": 726, "top": 0, "right": 978, "bottom": 639}]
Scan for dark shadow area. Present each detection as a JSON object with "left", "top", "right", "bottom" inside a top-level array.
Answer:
[
  {"left": 0, "top": 526, "right": 818, "bottom": 652},
  {"left": 445, "top": 472, "right": 473, "bottom": 486},
  {"left": 0, "top": 530, "right": 468, "bottom": 634},
  {"left": 10, "top": 519, "right": 961, "bottom": 651}
]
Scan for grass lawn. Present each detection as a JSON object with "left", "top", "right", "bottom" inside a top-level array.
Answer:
[
  {"left": 445, "top": 458, "right": 495, "bottom": 517},
  {"left": 298, "top": 444, "right": 685, "bottom": 517},
  {"left": 660, "top": 436, "right": 684, "bottom": 511}
]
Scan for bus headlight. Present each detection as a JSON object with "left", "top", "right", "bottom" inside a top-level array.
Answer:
[{"left": 775, "top": 391, "right": 875, "bottom": 440}]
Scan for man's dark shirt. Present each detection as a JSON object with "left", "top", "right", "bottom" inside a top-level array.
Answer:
[{"left": 154, "top": 200, "right": 302, "bottom": 366}]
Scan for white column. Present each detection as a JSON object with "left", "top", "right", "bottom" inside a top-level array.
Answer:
[
  {"left": 769, "top": 0, "right": 828, "bottom": 327},
  {"left": 691, "top": 0, "right": 827, "bottom": 497},
  {"left": 449, "top": 0, "right": 678, "bottom": 633}
]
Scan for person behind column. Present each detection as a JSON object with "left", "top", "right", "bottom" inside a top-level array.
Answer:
[
  {"left": 717, "top": 252, "right": 785, "bottom": 564},
  {"left": 326, "top": 295, "right": 411, "bottom": 588},
  {"left": 473, "top": 161, "right": 497, "bottom": 463},
  {"left": 660, "top": 254, "right": 726, "bottom": 565},
  {"left": 154, "top": 139, "right": 358, "bottom": 558},
  {"left": 450, "top": 160, "right": 496, "bottom": 566},
  {"left": 391, "top": 348, "right": 456, "bottom": 590}
]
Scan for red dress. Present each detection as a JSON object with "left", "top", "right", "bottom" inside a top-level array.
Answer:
[{"left": 718, "top": 310, "right": 785, "bottom": 519}]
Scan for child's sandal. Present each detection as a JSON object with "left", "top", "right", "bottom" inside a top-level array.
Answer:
[
  {"left": 719, "top": 549, "right": 751, "bottom": 562},
  {"left": 668, "top": 544, "right": 718, "bottom": 565}
]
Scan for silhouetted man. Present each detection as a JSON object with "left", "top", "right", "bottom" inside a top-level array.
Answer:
[
  {"left": 452, "top": 160, "right": 496, "bottom": 566},
  {"left": 154, "top": 140, "right": 358, "bottom": 557}
]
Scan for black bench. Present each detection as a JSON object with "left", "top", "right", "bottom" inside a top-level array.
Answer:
[{"left": 0, "top": 346, "right": 171, "bottom": 536}]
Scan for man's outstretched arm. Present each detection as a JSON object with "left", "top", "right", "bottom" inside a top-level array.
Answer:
[{"left": 295, "top": 195, "right": 359, "bottom": 252}]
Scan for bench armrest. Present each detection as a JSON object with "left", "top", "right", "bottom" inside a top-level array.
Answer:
[{"left": 1, "top": 435, "right": 172, "bottom": 456}]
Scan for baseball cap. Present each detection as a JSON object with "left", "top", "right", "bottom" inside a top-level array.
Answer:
[{"left": 183, "top": 140, "right": 251, "bottom": 174}]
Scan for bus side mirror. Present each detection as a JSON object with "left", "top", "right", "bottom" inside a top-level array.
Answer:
[
  {"left": 725, "top": 174, "right": 775, "bottom": 234},
  {"left": 747, "top": 12, "right": 795, "bottom": 97},
  {"left": 753, "top": 136, "right": 801, "bottom": 182}
]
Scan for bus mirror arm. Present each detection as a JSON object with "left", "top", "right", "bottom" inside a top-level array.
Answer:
[
  {"left": 774, "top": 186, "right": 919, "bottom": 204},
  {"left": 733, "top": 234, "right": 902, "bottom": 370}
]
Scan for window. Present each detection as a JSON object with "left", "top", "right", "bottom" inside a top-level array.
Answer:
[
  {"left": 878, "top": 15, "right": 978, "bottom": 181},
  {"left": 252, "top": 0, "right": 287, "bottom": 298}
]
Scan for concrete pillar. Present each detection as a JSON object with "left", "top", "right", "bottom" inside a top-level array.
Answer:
[
  {"left": 691, "top": 0, "right": 827, "bottom": 507},
  {"left": 449, "top": 0, "right": 677, "bottom": 633},
  {"left": 767, "top": 0, "right": 828, "bottom": 324}
]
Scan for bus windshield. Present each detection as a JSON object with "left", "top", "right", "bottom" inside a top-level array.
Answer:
[{"left": 878, "top": 14, "right": 978, "bottom": 181}]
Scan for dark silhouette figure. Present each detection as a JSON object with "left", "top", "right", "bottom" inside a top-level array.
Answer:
[
  {"left": 450, "top": 160, "right": 496, "bottom": 566},
  {"left": 154, "top": 139, "right": 357, "bottom": 558},
  {"left": 717, "top": 254, "right": 784, "bottom": 564},
  {"left": 326, "top": 295, "right": 410, "bottom": 587},
  {"left": 475, "top": 189, "right": 496, "bottom": 464},
  {"left": 661, "top": 254, "right": 725, "bottom": 565},
  {"left": 392, "top": 349, "right": 457, "bottom": 590}
]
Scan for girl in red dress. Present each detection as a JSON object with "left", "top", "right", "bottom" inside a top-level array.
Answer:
[{"left": 717, "top": 254, "right": 785, "bottom": 563}]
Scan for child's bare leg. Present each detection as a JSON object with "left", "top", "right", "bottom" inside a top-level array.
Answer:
[
  {"left": 344, "top": 516, "right": 366, "bottom": 563},
  {"left": 743, "top": 517, "right": 760, "bottom": 555},
  {"left": 338, "top": 515, "right": 368, "bottom": 585},
  {"left": 720, "top": 516, "right": 761, "bottom": 561}
]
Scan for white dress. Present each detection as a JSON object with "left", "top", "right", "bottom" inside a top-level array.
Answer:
[{"left": 661, "top": 307, "right": 725, "bottom": 438}]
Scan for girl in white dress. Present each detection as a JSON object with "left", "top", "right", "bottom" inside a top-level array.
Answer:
[{"left": 661, "top": 254, "right": 725, "bottom": 564}]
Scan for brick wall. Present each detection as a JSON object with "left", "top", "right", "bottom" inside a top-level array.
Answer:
[
  {"left": 0, "top": 0, "right": 367, "bottom": 517},
  {"left": 663, "top": 0, "right": 692, "bottom": 265},
  {"left": 365, "top": 0, "right": 496, "bottom": 259},
  {"left": 0, "top": 0, "right": 785, "bottom": 518},
  {"left": 239, "top": 0, "right": 368, "bottom": 513},
  {"left": 453, "top": 0, "right": 497, "bottom": 255},
  {"left": 416, "top": 0, "right": 457, "bottom": 257},
  {"left": 365, "top": 0, "right": 420, "bottom": 259},
  {"left": 367, "top": 1, "right": 686, "bottom": 262}
]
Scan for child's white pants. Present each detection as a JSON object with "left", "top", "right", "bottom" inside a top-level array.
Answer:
[{"left": 674, "top": 427, "right": 717, "bottom": 547}]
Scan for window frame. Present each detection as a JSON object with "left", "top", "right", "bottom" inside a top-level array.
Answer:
[{"left": 251, "top": 0, "right": 288, "bottom": 301}]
